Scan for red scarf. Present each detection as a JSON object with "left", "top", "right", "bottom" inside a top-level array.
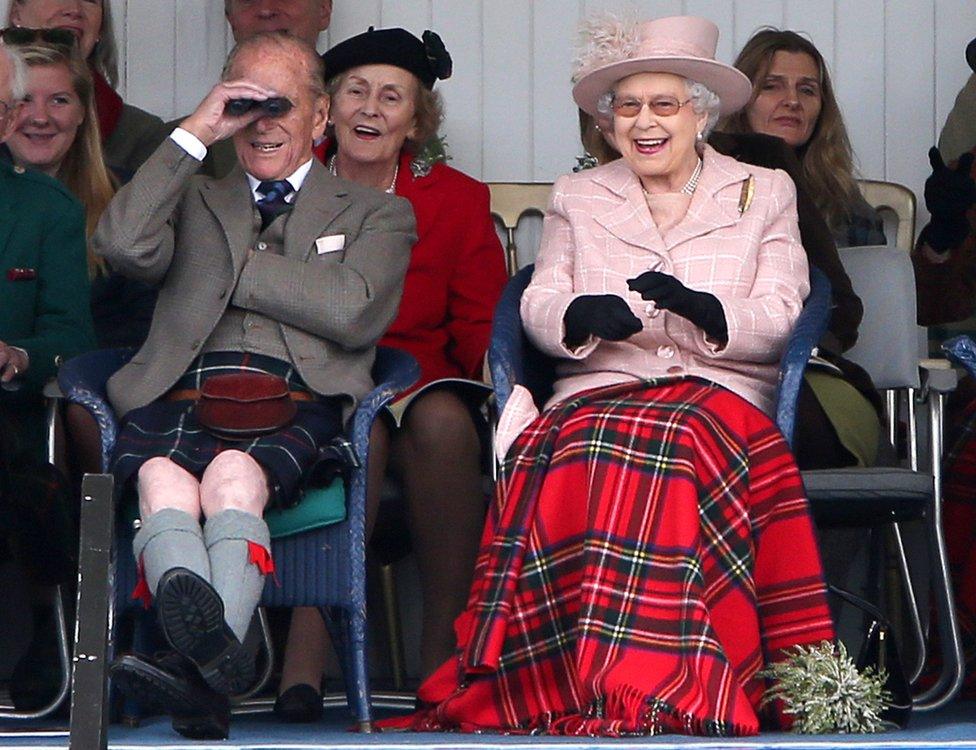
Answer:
[{"left": 90, "top": 66, "right": 123, "bottom": 142}]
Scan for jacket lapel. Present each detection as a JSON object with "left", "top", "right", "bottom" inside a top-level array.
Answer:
[
  {"left": 284, "top": 159, "right": 352, "bottom": 260},
  {"left": 200, "top": 165, "right": 255, "bottom": 278},
  {"left": 664, "top": 146, "right": 748, "bottom": 249},
  {"left": 591, "top": 161, "right": 668, "bottom": 258}
]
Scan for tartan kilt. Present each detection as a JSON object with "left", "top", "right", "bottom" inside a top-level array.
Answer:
[
  {"left": 110, "top": 352, "right": 344, "bottom": 507},
  {"left": 401, "top": 378, "right": 834, "bottom": 737},
  {"left": 939, "top": 398, "right": 976, "bottom": 696}
]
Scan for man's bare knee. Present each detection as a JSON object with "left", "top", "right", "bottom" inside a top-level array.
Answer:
[
  {"left": 136, "top": 457, "right": 201, "bottom": 518},
  {"left": 199, "top": 450, "right": 269, "bottom": 516}
]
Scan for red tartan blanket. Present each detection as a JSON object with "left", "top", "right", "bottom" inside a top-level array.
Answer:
[{"left": 386, "top": 379, "right": 834, "bottom": 737}]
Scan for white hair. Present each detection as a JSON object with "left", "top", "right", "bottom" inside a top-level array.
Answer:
[
  {"left": 0, "top": 43, "right": 27, "bottom": 100},
  {"left": 595, "top": 77, "right": 722, "bottom": 139}
]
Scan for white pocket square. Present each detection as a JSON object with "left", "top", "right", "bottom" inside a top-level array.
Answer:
[{"left": 315, "top": 234, "right": 345, "bottom": 254}]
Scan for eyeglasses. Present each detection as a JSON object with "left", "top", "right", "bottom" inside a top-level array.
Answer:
[
  {"left": 0, "top": 26, "right": 78, "bottom": 49},
  {"left": 610, "top": 95, "right": 692, "bottom": 118}
]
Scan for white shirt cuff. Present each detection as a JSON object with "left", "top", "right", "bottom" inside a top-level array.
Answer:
[{"left": 170, "top": 127, "right": 207, "bottom": 161}]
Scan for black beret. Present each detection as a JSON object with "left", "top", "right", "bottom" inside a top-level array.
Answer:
[{"left": 322, "top": 27, "right": 452, "bottom": 90}]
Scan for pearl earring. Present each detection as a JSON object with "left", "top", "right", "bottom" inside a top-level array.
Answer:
[{"left": 696, "top": 131, "right": 703, "bottom": 142}]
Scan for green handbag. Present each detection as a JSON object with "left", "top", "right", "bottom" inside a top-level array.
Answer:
[{"left": 264, "top": 479, "right": 346, "bottom": 538}]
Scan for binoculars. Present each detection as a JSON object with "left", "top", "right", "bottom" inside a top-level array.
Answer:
[{"left": 225, "top": 97, "right": 293, "bottom": 117}]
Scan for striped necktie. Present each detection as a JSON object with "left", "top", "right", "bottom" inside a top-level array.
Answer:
[{"left": 256, "top": 179, "right": 294, "bottom": 230}]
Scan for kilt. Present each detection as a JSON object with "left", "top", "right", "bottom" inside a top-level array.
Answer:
[
  {"left": 392, "top": 378, "right": 834, "bottom": 737},
  {"left": 110, "top": 352, "right": 344, "bottom": 507},
  {"left": 939, "top": 398, "right": 976, "bottom": 696}
]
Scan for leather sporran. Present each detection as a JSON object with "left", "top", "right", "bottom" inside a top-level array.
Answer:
[
  {"left": 195, "top": 373, "right": 297, "bottom": 440},
  {"left": 829, "top": 585, "right": 913, "bottom": 729}
]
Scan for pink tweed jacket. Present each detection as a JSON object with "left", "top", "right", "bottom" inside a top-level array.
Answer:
[{"left": 496, "top": 146, "right": 808, "bottom": 457}]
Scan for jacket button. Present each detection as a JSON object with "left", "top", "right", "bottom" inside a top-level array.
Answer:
[
  {"left": 656, "top": 345, "right": 675, "bottom": 359},
  {"left": 256, "top": 241, "right": 268, "bottom": 251}
]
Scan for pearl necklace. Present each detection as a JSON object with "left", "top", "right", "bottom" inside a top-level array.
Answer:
[
  {"left": 328, "top": 154, "right": 398, "bottom": 194},
  {"left": 680, "top": 158, "right": 703, "bottom": 195}
]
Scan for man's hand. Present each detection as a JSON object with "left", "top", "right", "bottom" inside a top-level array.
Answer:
[
  {"left": 563, "top": 295, "right": 643, "bottom": 347},
  {"left": 627, "top": 271, "right": 727, "bottom": 342},
  {"left": 0, "top": 342, "right": 29, "bottom": 383},
  {"left": 179, "top": 79, "right": 280, "bottom": 147},
  {"left": 920, "top": 147, "right": 976, "bottom": 253}
]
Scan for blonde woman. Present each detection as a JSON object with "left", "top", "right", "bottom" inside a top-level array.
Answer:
[
  {"left": 722, "top": 28, "right": 884, "bottom": 248},
  {"left": 1, "top": 38, "right": 155, "bottom": 347},
  {"left": 7, "top": 0, "right": 169, "bottom": 175}
]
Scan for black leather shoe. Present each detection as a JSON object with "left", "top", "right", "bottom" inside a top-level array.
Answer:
[
  {"left": 274, "top": 683, "right": 323, "bottom": 723},
  {"left": 156, "top": 568, "right": 255, "bottom": 695},
  {"left": 110, "top": 653, "right": 230, "bottom": 740}
]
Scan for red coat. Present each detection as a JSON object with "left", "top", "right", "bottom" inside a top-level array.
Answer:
[{"left": 317, "top": 144, "right": 507, "bottom": 389}]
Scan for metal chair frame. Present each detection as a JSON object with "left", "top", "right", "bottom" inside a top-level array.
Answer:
[{"left": 0, "top": 381, "right": 73, "bottom": 721}]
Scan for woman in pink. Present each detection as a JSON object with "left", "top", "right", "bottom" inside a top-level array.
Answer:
[{"left": 387, "top": 15, "right": 834, "bottom": 738}]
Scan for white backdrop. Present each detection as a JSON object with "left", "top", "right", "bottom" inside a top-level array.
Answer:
[{"left": 4, "top": 0, "right": 975, "bottom": 225}]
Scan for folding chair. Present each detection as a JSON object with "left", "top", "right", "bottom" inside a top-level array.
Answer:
[
  {"left": 0, "top": 380, "right": 72, "bottom": 721},
  {"left": 799, "top": 244, "right": 963, "bottom": 711},
  {"left": 59, "top": 346, "right": 418, "bottom": 740},
  {"left": 857, "top": 179, "right": 917, "bottom": 250},
  {"left": 488, "top": 183, "right": 553, "bottom": 275}
]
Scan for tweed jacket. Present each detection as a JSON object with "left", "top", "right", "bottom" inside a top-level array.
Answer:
[
  {"left": 497, "top": 146, "right": 807, "bottom": 456},
  {"left": 93, "top": 137, "right": 416, "bottom": 419}
]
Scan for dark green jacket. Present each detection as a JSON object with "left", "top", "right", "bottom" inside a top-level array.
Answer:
[{"left": 0, "top": 160, "right": 95, "bottom": 459}]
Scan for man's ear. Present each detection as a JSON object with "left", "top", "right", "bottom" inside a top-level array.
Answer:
[
  {"left": 319, "top": 1, "right": 333, "bottom": 33},
  {"left": 311, "top": 93, "right": 329, "bottom": 140}
]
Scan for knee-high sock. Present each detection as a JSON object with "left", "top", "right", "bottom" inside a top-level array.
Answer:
[
  {"left": 204, "top": 509, "right": 271, "bottom": 642},
  {"left": 133, "top": 508, "right": 210, "bottom": 596}
]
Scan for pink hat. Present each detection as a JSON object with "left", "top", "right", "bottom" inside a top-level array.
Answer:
[{"left": 572, "top": 15, "right": 752, "bottom": 117}]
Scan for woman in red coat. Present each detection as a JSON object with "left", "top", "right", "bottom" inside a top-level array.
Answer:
[{"left": 274, "top": 27, "right": 508, "bottom": 721}]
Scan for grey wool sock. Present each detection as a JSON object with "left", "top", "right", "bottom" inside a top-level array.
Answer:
[
  {"left": 203, "top": 509, "right": 271, "bottom": 642},
  {"left": 133, "top": 508, "right": 210, "bottom": 596}
]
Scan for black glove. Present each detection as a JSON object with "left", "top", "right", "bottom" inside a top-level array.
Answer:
[
  {"left": 920, "top": 147, "right": 975, "bottom": 253},
  {"left": 563, "top": 295, "right": 642, "bottom": 347},
  {"left": 627, "top": 271, "right": 728, "bottom": 343}
]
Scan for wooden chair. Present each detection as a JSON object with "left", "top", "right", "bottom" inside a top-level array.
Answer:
[
  {"left": 857, "top": 179, "right": 917, "bottom": 250},
  {"left": 488, "top": 183, "right": 553, "bottom": 275}
]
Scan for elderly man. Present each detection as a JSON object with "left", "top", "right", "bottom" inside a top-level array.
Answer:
[
  {"left": 102, "top": 32, "right": 414, "bottom": 739},
  {"left": 201, "top": 0, "right": 333, "bottom": 178}
]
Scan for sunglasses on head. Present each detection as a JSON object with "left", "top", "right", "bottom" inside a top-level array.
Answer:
[{"left": 1, "top": 27, "right": 78, "bottom": 49}]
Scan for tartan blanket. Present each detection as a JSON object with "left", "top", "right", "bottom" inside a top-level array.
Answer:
[
  {"left": 939, "top": 398, "right": 976, "bottom": 696},
  {"left": 396, "top": 378, "right": 834, "bottom": 737}
]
